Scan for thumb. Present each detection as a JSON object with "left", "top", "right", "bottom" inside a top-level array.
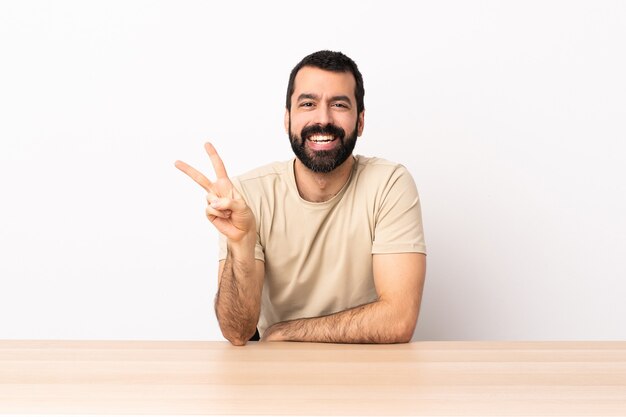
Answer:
[{"left": 210, "top": 197, "right": 248, "bottom": 212}]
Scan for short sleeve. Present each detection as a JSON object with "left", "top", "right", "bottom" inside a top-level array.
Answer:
[{"left": 371, "top": 166, "right": 427, "bottom": 255}]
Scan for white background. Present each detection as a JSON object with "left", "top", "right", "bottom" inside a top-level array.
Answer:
[{"left": 1, "top": 0, "right": 624, "bottom": 341}]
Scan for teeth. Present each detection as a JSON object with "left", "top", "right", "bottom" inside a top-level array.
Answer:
[{"left": 308, "top": 135, "right": 335, "bottom": 143}]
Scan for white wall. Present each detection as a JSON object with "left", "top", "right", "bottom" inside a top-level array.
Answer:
[{"left": 1, "top": 0, "right": 624, "bottom": 341}]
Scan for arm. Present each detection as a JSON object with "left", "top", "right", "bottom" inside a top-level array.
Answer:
[
  {"left": 262, "top": 252, "right": 426, "bottom": 344},
  {"left": 175, "top": 142, "right": 264, "bottom": 346},
  {"left": 216, "top": 244, "right": 264, "bottom": 346}
]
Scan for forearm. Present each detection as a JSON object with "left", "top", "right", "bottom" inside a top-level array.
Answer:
[
  {"left": 215, "top": 235, "right": 262, "bottom": 345},
  {"left": 264, "top": 298, "right": 416, "bottom": 344}
]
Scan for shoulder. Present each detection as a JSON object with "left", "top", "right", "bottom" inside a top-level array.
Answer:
[
  {"left": 354, "top": 155, "right": 414, "bottom": 185},
  {"left": 230, "top": 160, "right": 292, "bottom": 197},
  {"left": 236, "top": 160, "right": 291, "bottom": 183},
  {"left": 351, "top": 155, "right": 421, "bottom": 210}
]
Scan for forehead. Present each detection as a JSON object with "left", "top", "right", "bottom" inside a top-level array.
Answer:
[{"left": 292, "top": 66, "right": 356, "bottom": 100}]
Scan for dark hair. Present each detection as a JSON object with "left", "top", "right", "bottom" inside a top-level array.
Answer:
[{"left": 286, "top": 50, "right": 365, "bottom": 114}]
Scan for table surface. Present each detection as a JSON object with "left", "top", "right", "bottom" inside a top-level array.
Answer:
[{"left": 1, "top": 340, "right": 625, "bottom": 416}]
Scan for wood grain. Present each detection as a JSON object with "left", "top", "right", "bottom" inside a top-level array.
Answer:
[{"left": 0, "top": 340, "right": 625, "bottom": 415}]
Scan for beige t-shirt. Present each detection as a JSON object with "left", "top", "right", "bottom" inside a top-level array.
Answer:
[{"left": 219, "top": 155, "right": 426, "bottom": 337}]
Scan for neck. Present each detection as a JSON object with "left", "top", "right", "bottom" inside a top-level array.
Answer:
[{"left": 294, "top": 156, "right": 355, "bottom": 202}]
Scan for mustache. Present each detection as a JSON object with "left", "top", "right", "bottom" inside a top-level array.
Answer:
[{"left": 300, "top": 124, "right": 346, "bottom": 142}]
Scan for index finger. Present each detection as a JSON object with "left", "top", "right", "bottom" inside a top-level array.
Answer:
[
  {"left": 204, "top": 142, "right": 229, "bottom": 179},
  {"left": 174, "top": 160, "right": 213, "bottom": 193}
]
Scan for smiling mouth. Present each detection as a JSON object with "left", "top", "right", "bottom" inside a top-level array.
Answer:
[{"left": 307, "top": 134, "right": 336, "bottom": 143}]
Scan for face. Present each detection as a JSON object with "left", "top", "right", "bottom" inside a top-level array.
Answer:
[{"left": 285, "top": 66, "right": 364, "bottom": 173}]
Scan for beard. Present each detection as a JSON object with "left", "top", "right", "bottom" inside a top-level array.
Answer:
[{"left": 289, "top": 119, "right": 358, "bottom": 174}]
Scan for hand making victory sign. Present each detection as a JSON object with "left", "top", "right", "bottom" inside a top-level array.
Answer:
[
  {"left": 176, "top": 143, "right": 263, "bottom": 346},
  {"left": 174, "top": 143, "right": 255, "bottom": 242}
]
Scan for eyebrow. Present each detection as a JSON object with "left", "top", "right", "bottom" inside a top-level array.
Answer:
[{"left": 297, "top": 93, "right": 353, "bottom": 104}]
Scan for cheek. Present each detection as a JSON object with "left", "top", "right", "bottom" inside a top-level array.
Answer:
[
  {"left": 339, "top": 115, "right": 359, "bottom": 132},
  {"left": 289, "top": 115, "right": 308, "bottom": 133}
]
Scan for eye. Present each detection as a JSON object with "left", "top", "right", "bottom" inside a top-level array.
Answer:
[
  {"left": 299, "top": 102, "right": 314, "bottom": 108},
  {"left": 332, "top": 103, "right": 349, "bottom": 109}
]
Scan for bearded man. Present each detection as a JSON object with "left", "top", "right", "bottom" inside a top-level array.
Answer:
[{"left": 176, "top": 50, "right": 427, "bottom": 345}]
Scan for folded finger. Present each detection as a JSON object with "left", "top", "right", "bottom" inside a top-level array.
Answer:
[
  {"left": 207, "top": 196, "right": 246, "bottom": 212},
  {"left": 206, "top": 193, "right": 219, "bottom": 205},
  {"left": 205, "top": 206, "right": 231, "bottom": 219}
]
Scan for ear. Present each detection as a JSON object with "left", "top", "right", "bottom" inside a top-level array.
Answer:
[
  {"left": 284, "top": 109, "right": 290, "bottom": 134},
  {"left": 357, "top": 110, "right": 365, "bottom": 137}
]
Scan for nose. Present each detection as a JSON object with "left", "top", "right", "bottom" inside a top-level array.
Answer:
[{"left": 314, "top": 105, "right": 332, "bottom": 126}]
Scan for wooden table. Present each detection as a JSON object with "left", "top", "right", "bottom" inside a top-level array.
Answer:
[{"left": 0, "top": 340, "right": 625, "bottom": 415}]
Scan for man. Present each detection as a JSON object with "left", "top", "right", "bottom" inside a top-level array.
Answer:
[{"left": 175, "top": 50, "right": 426, "bottom": 346}]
